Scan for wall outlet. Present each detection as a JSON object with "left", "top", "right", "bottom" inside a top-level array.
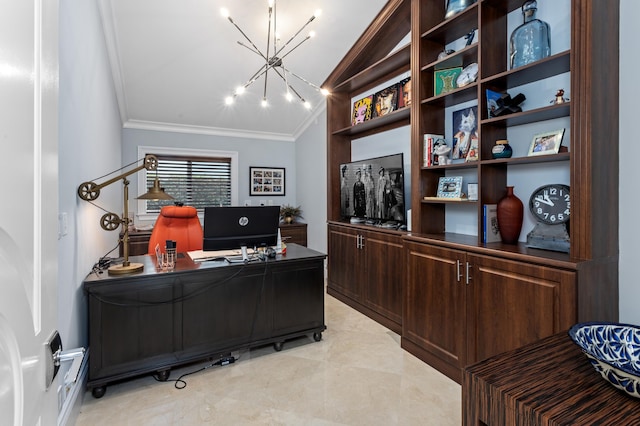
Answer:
[
  {"left": 244, "top": 200, "right": 252, "bottom": 206},
  {"left": 259, "top": 200, "right": 266, "bottom": 206}
]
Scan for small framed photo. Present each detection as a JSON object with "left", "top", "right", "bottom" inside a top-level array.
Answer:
[
  {"left": 372, "top": 84, "right": 399, "bottom": 118},
  {"left": 437, "top": 176, "right": 463, "bottom": 198},
  {"left": 250, "top": 167, "right": 286, "bottom": 196},
  {"left": 467, "top": 183, "right": 478, "bottom": 201},
  {"left": 527, "top": 129, "right": 565, "bottom": 156},
  {"left": 352, "top": 95, "right": 373, "bottom": 125},
  {"left": 398, "top": 77, "right": 412, "bottom": 108},
  {"left": 452, "top": 106, "right": 478, "bottom": 160},
  {"left": 434, "top": 67, "right": 462, "bottom": 96},
  {"left": 486, "top": 89, "right": 502, "bottom": 118}
]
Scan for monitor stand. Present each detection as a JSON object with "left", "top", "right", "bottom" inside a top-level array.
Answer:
[{"left": 226, "top": 245, "right": 251, "bottom": 264}]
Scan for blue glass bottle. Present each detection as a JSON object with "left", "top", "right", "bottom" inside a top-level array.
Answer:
[{"left": 509, "top": 1, "right": 550, "bottom": 69}]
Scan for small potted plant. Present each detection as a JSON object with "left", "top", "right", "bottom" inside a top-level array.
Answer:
[{"left": 280, "top": 204, "right": 303, "bottom": 224}]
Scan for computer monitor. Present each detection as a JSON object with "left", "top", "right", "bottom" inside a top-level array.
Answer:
[{"left": 203, "top": 205, "right": 280, "bottom": 260}]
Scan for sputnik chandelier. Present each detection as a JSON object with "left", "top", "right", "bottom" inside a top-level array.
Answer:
[{"left": 222, "top": 0, "right": 330, "bottom": 109}]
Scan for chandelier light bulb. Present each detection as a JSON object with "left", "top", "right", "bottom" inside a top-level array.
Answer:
[
  {"left": 268, "top": 0, "right": 274, "bottom": 6},
  {"left": 235, "top": 86, "right": 245, "bottom": 95},
  {"left": 304, "top": 101, "right": 312, "bottom": 109},
  {"left": 225, "top": 96, "right": 234, "bottom": 105},
  {"left": 261, "top": 98, "right": 268, "bottom": 108},
  {"left": 320, "top": 88, "right": 330, "bottom": 96},
  {"left": 309, "top": 31, "right": 316, "bottom": 38},
  {"left": 314, "top": 9, "right": 322, "bottom": 18},
  {"left": 286, "top": 92, "right": 294, "bottom": 102},
  {"left": 220, "top": 8, "right": 230, "bottom": 18}
]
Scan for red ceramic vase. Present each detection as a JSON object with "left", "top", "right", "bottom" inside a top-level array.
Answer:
[{"left": 496, "top": 186, "right": 523, "bottom": 244}]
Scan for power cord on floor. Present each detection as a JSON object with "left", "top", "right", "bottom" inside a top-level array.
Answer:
[{"left": 153, "top": 355, "right": 237, "bottom": 390}]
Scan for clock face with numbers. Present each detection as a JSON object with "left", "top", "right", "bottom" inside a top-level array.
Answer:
[{"left": 529, "top": 184, "right": 570, "bottom": 224}]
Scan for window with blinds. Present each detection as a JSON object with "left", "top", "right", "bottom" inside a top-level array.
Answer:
[{"left": 145, "top": 154, "right": 232, "bottom": 213}]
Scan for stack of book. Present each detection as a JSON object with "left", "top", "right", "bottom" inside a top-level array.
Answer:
[{"left": 423, "top": 133, "right": 445, "bottom": 167}]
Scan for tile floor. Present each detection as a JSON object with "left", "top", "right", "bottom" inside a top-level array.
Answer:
[{"left": 75, "top": 292, "right": 461, "bottom": 425}]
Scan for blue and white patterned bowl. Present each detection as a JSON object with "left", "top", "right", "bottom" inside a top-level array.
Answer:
[{"left": 569, "top": 322, "right": 640, "bottom": 398}]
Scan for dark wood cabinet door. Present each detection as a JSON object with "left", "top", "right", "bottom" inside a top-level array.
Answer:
[
  {"left": 363, "top": 231, "right": 403, "bottom": 325},
  {"left": 466, "top": 253, "right": 577, "bottom": 364},
  {"left": 404, "top": 242, "right": 467, "bottom": 369},
  {"left": 327, "top": 226, "right": 363, "bottom": 301},
  {"left": 87, "top": 279, "right": 176, "bottom": 381},
  {"left": 272, "top": 261, "right": 325, "bottom": 335}
]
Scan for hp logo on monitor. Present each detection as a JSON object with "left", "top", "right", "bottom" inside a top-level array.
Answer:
[{"left": 239, "top": 216, "right": 249, "bottom": 226}]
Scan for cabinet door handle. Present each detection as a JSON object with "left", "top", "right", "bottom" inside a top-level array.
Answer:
[
  {"left": 359, "top": 235, "right": 364, "bottom": 250},
  {"left": 466, "top": 262, "right": 472, "bottom": 285},
  {"left": 456, "top": 260, "right": 462, "bottom": 282}
]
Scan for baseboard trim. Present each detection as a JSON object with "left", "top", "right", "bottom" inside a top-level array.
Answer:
[{"left": 58, "top": 348, "right": 89, "bottom": 426}]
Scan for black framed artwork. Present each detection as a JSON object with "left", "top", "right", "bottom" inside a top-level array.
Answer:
[{"left": 250, "top": 167, "right": 285, "bottom": 196}]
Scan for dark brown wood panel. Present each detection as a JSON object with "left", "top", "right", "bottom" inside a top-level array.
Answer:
[{"left": 464, "top": 332, "right": 639, "bottom": 426}]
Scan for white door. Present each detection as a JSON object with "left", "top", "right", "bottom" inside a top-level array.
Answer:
[{"left": 0, "top": 0, "right": 59, "bottom": 425}]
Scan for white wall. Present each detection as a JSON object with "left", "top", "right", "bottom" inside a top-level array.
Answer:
[
  {"left": 58, "top": 0, "right": 123, "bottom": 350},
  {"left": 121, "top": 128, "right": 297, "bottom": 226},
  {"left": 618, "top": 0, "right": 639, "bottom": 325},
  {"left": 294, "top": 111, "right": 328, "bottom": 253}
]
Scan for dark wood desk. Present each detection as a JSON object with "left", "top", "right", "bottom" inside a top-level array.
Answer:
[
  {"left": 463, "top": 332, "right": 640, "bottom": 425},
  {"left": 84, "top": 244, "right": 326, "bottom": 398}
]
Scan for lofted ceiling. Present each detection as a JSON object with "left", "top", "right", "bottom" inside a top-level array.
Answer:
[{"left": 99, "top": 0, "right": 389, "bottom": 141}]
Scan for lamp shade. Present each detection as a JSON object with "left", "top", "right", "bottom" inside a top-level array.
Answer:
[{"left": 137, "top": 178, "right": 174, "bottom": 200}]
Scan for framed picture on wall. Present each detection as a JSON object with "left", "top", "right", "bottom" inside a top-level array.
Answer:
[{"left": 250, "top": 166, "right": 286, "bottom": 196}]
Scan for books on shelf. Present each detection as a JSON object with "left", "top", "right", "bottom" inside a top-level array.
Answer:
[
  {"left": 423, "top": 133, "right": 445, "bottom": 167},
  {"left": 483, "top": 204, "right": 501, "bottom": 243}
]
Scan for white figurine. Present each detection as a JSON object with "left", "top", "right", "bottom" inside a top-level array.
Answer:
[{"left": 434, "top": 144, "right": 452, "bottom": 165}]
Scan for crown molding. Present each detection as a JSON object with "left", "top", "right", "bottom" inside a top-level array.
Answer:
[{"left": 123, "top": 119, "right": 296, "bottom": 142}]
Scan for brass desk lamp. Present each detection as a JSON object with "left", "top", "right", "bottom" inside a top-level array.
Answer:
[{"left": 77, "top": 154, "right": 173, "bottom": 275}]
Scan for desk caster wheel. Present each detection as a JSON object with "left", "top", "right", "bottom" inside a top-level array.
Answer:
[
  {"left": 92, "top": 386, "right": 106, "bottom": 399},
  {"left": 156, "top": 369, "right": 170, "bottom": 381},
  {"left": 313, "top": 332, "right": 322, "bottom": 342},
  {"left": 274, "top": 342, "right": 284, "bottom": 351}
]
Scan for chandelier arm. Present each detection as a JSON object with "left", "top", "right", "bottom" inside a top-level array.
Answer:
[
  {"left": 263, "top": 4, "right": 274, "bottom": 100},
  {"left": 245, "top": 64, "right": 269, "bottom": 86},
  {"left": 281, "top": 66, "right": 323, "bottom": 91},
  {"left": 272, "top": 67, "right": 305, "bottom": 102},
  {"left": 274, "top": 35, "right": 311, "bottom": 64},
  {"left": 225, "top": 16, "right": 266, "bottom": 62},
  {"left": 273, "top": 15, "right": 316, "bottom": 58},
  {"left": 237, "top": 41, "right": 266, "bottom": 60}
]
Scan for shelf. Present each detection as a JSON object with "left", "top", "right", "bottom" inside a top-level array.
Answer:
[
  {"left": 332, "top": 43, "right": 411, "bottom": 94},
  {"left": 421, "top": 3, "right": 479, "bottom": 45},
  {"left": 481, "top": 151, "right": 570, "bottom": 166},
  {"left": 421, "top": 83, "right": 477, "bottom": 107},
  {"left": 421, "top": 152, "right": 569, "bottom": 171},
  {"left": 332, "top": 107, "right": 410, "bottom": 137},
  {"left": 422, "top": 197, "right": 476, "bottom": 204},
  {"left": 421, "top": 161, "right": 478, "bottom": 171},
  {"left": 422, "top": 43, "right": 478, "bottom": 72},
  {"left": 481, "top": 51, "right": 571, "bottom": 89},
  {"left": 481, "top": 102, "right": 570, "bottom": 127}
]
